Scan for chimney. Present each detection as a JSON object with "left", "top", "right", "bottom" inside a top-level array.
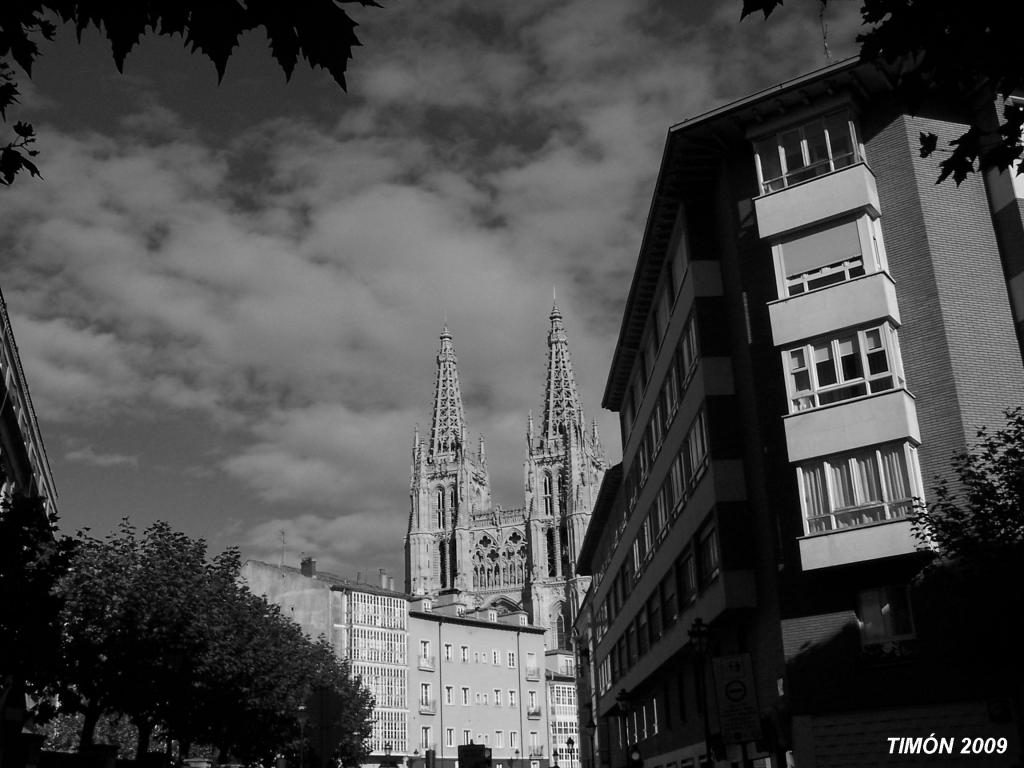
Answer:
[
  {"left": 300, "top": 556, "right": 316, "bottom": 578},
  {"left": 379, "top": 568, "right": 388, "bottom": 588}
]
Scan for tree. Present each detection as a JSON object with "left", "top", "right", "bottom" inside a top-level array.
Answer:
[
  {"left": 740, "top": 0, "right": 1024, "bottom": 185},
  {"left": 909, "top": 407, "right": 1024, "bottom": 747},
  {"left": 0, "top": 0, "right": 380, "bottom": 184},
  {"left": 49, "top": 519, "right": 375, "bottom": 763}
]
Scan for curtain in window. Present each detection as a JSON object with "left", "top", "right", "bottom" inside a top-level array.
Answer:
[
  {"left": 827, "top": 457, "right": 855, "bottom": 509},
  {"left": 880, "top": 444, "right": 910, "bottom": 501},
  {"left": 853, "top": 451, "right": 882, "bottom": 502},
  {"left": 801, "top": 464, "right": 829, "bottom": 520}
]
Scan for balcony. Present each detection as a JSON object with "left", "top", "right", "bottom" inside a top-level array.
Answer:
[
  {"left": 754, "top": 162, "right": 880, "bottom": 240},
  {"left": 526, "top": 706, "right": 542, "bottom": 719},
  {"left": 525, "top": 666, "right": 540, "bottom": 681},
  {"left": 783, "top": 388, "right": 920, "bottom": 462},
  {"left": 418, "top": 655, "right": 435, "bottom": 671},
  {"left": 418, "top": 699, "right": 436, "bottom": 715},
  {"left": 799, "top": 518, "right": 919, "bottom": 570},
  {"left": 768, "top": 271, "right": 900, "bottom": 347},
  {"left": 529, "top": 747, "right": 545, "bottom": 758}
]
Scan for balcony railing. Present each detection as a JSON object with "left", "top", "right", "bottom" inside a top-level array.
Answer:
[
  {"left": 418, "top": 699, "right": 436, "bottom": 715},
  {"left": 418, "top": 655, "right": 435, "bottom": 671},
  {"left": 526, "top": 706, "right": 542, "bottom": 719},
  {"left": 528, "top": 747, "right": 545, "bottom": 758},
  {"left": 525, "top": 667, "right": 540, "bottom": 681}
]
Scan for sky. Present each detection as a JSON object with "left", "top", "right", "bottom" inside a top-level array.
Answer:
[{"left": 0, "top": 0, "right": 863, "bottom": 582}]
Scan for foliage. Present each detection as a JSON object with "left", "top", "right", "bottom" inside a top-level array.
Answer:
[
  {"left": 0, "top": 491, "right": 75, "bottom": 696},
  {"left": 908, "top": 407, "right": 1024, "bottom": 680},
  {"left": 740, "top": 0, "right": 1024, "bottom": 185},
  {"left": 47, "top": 519, "right": 374, "bottom": 763},
  {"left": 41, "top": 712, "right": 140, "bottom": 759},
  {"left": 0, "top": 0, "right": 381, "bottom": 184}
]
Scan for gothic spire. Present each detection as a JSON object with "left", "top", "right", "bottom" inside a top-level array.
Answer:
[
  {"left": 542, "top": 299, "right": 584, "bottom": 441},
  {"left": 429, "top": 324, "right": 467, "bottom": 460}
]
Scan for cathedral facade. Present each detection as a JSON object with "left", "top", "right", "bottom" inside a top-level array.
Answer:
[{"left": 404, "top": 303, "right": 607, "bottom": 650}]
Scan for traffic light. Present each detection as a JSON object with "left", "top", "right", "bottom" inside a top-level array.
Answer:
[{"left": 627, "top": 745, "right": 643, "bottom": 768}]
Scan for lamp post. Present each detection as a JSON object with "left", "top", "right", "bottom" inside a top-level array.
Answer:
[
  {"left": 687, "top": 618, "right": 712, "bottom": 768},
  {"left": 384, "top": 743, "right": 393, "bottom": 768},
  {"left": 566, "top": 737, "right": 575, "bottom": 768},
  {"left": 297, "top": 704, "right": 309, "bottom": 768}
]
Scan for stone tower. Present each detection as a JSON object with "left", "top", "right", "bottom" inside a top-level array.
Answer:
[
  {"left": 405, "top": 325, "right": 491, "bottom": 596},
  {"left": 405, "top": 305, "right": 606, "bottom": 649}
]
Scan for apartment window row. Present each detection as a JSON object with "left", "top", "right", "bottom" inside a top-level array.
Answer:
[
  {"left": 798, "top": 440, "right": 921, "bottom": 535},
  {"left": 597, "top": 516, "right": 720, "bottom": 693},
  {"left": 445, "top": 686, "right": 519, "bottom": 708},
  {"left": 350, "top": 627, "right": 407, "bottom": 665},
  {"left": 372, "top": 710, "right": 407, "bottom": 754},
  {"left": 351, "top": 592, "right": 408, "bottom": 630},
  {"left": 599, "top": 410, "right": 709, "bottom": 643},
  {"left": 753, "top": 110, "right": 860, "bottom": 194},
  {"left": 358, "top": 664, "right": 407, "bottom": 708},
  {"left": 438, "top": 642, "right": 516, "bottom": 667},
  {"left": 786, "top": 322, "right": 905, "bottom": 413},
  {"left": 621, "top": 222, "right": 691, "bottom": 432},
  {"left": 623, "top": 315, "right": 700, "bottom": 511}
]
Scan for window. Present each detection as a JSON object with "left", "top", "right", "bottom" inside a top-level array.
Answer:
[
  {"left": 678, "top": 552, "right": 697, "bottom": 604},
  {"left": 528, "top": 690, "right": 537, "bottom": 709},
  {"left": 778, "top": 219, "right": 866, "bottom": 296},
  {"left": 786, "top": 324, "right": 903, "bottom": 412},
  {"left": 463, "top": 730, "right": 472, "bottom": 745},
  {"left": 648, "top": 593, "right": 662, "bottom": 643},
  {"left": 462, "top": 687, "right": 470, "bottom": 705},
  {"left": 420, "top": 683, "right": 431, "bottom": 706},
  {"left": 509, "top": 690, "right": 517, "bottom": 708},
  {"left": 420, "top": 727, "right": 432, "bottom": 750},
  {"left": 543, "top": 473, "right": 554, "bottom": 515},
  {"left": 444, "top": 643, "right": 453, "bottom": 661},
  {"left": 697, "top": 527, "right": 720, "bottom": 586},
  {"left": 857, "top": 586, "right": 915, "bottom": 644},
  {"left": 637, "top": 607, "right": 649, "bottom": 656},
  {"left": 446, "top": 729, "right": 455, "bottom": 748},
  {"left": 510, "top": 732, "right": 519, "bottom": 749},
  {"left": 420, "top": 640, "right": 430, "bottom": 658},
  {"left": 460, "top": 645, "right": 469, "bottom": 663},
  {"left": 494, "top": 689, "right": 502, "bottom": 706},
  {"left": 754, "top": 111, "right": 859, "bottom": 193},
  {"left": 798, "top": 442, "right": 919, "bottom": 534},
  {"left": 507, "top": 651, "right": 517, "bottom": 668},
  {"left": 445, "top": 686, "right": 453, "bottom": 705},
  {"left": 495, "top": 731, "right": 504, "bottom": 748},
  {"left": 661, "top": 568, "right": 678, "bottom": 627},
  {"left": 493, "top": 650, "right": 500, "bottom": 665}
]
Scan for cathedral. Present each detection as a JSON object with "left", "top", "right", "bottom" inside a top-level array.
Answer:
[{"left": 404, "top": 302, "right": 607, "bottom": 650}]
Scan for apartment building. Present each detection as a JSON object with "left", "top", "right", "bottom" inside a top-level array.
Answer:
[
  {"left": 406, "top": 592, "right": 550, "bottom": 768},
  {"left": 241, "top": 560, "right": 410, "bottom": 761},
  {"left": 575, "top": 59, "right": 1024, "bottom": 768}
]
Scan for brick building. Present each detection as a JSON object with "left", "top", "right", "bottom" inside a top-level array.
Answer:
[{"left": 574, "top": 59, "right": 1024, "bottom": 768}]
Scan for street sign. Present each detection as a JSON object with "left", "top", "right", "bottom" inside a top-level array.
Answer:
[{"left": 711, "top": 653, "right": 762, "bottom": 745}]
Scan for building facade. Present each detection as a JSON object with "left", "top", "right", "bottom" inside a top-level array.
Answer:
[
  {"left": 406, "top": 592, "right": 551, "bottom": 768},
  {"left": 241, "top": 560, "right": 411, "bottom": 760},
  {"left": 405, "top": 306, "right": 607, "bottom": 651},
  {"left": 575, "top": 60, "right": 1024, "bottom": 768}
]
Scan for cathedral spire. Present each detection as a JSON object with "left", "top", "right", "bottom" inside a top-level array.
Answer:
[
  {"left": 429, "top": 324, "right": 467, "bottom": 460},
  {"left": 542, "top": 298, "right": 584, "bottom": 441}
]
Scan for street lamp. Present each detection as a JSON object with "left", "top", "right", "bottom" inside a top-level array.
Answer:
[
  {"left": 297, "top": 704, "right": 309, "bottom": 768},
  {"left": 553, "top": 747, "right": 561, "bottom": 768},
  {"left": 566, "top": 738, "right": 575, "bottom": 768},
  {"left": 687, "top": 618, "right": 712, "bottom": 767}
]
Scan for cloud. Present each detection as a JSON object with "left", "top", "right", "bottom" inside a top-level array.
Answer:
[{"left": 65, "top": 445, "right": 139, "bottom": 468}]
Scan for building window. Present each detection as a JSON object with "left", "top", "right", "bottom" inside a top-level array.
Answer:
[
  {"left": 420, "top": 727, "right": 432, "bottom": 750},
  {"left": 493, "top": 650, "right": 500, "bottom": 665},
  {"left": 463, "top": 730, "right": 472, "bottom": 745},
  {"left": 798, "top": 442, "right": 919, "bottom": 534},
  {"left": 777, "top": 218, "right": 868, "bottom": 296},
  {"left": 420, "top": 683, "right": 431, "bottom": 707},
  {"left": 697, "top": 527, "right": 720, "bottom": 586},
  {"left": 857, "top": 586, "right": 915, "bottom": 645},
  {"left": 543, "top": 473, "right": 554, "bottom": 515},
  {"left": 528, "top": 690, "right": 537, "bottom": 709},
  {"left": 462, "top": 687, "right": 470, "bottom": 705},
  {"left": 495, "top": 731, "right": 504, "bottom": 748},
  {"left": 461, "top": 645, "right": 469, "bottom": 663},
  {"left": 509, "top": 690, "right": 517, "bottom": 708},
  {"left": 446, "top": 729, "right": 455, "bottom": 748},
  {"left": 444, "top": 643, "right": 453, "bottom": 661},
  {"left": 510, "top": 731, "right": 519, "bottom": 749},
  {"left": 786, "top": 324, "right": 903, "bottom": 412},
  {"left": 507, "top": 651, "right": 517, "bottom": 668},
  {"left": 420, "top": 640, "right": 430, "bottom": 659},
  {"left": 494, "top": 689, "right": 502, "bottom": 706},
  {"left": 754, "top": 111, "right": 860, "bottom": 193},
  {"left": 445, "top": 686, "right": 453, "bottom": 705}
]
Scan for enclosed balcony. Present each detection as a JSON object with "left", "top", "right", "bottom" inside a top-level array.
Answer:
[{"left": 799, "top": 518, "right": 919, "bottom": 570}]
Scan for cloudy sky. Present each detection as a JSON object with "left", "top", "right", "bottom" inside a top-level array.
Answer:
[{"left": 0, "top": 0, "right": 862, "bottom": 581}]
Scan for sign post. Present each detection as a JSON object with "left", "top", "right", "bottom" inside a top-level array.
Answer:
[{"left": 711, "top": 654, "right": 762, "bottom": 747}]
